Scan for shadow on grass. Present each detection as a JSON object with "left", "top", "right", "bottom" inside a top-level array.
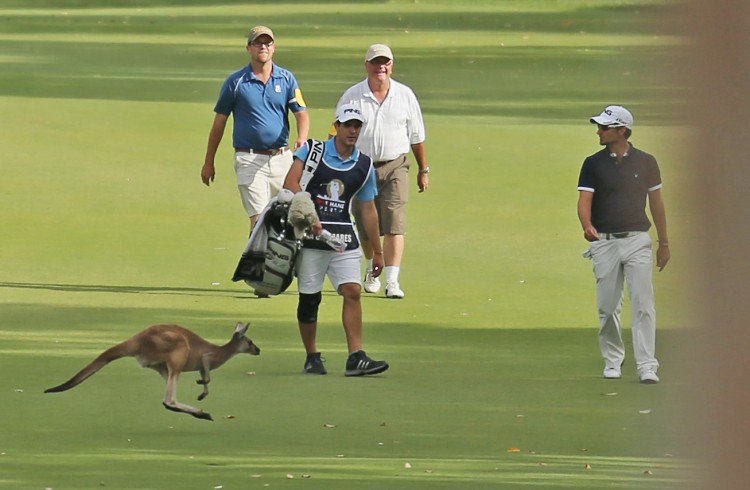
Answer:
[
  {"left": 0, "top": 5, "right": 690, "bottom": 122},
  {"left": 0, "top": 280, "right": 286, "bottom": 298},
  {"left": 6, "top": 0, "right": 377, "bottom": 7},
  {"left": 2, "top": 310, "right": 698, "bottom": 490}
]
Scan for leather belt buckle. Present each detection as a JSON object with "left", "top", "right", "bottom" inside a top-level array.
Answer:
[
  {"left": 602, "top": 232, "right": 631, "bottom": 240},
  {"left": 235, "top": 147, "right": 289, "bottom": 156}
]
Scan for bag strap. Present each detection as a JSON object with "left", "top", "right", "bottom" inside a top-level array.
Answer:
[{"left": 299, "top": 138, "right": 325, "bottom": 191}]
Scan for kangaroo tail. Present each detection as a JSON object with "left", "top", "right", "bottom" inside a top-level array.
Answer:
[{"left": 44, "top": 341, "right": 132, "bottom": 393}]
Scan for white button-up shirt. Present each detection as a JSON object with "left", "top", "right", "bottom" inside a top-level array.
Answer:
[{"left": 337, "top": 78, "right": 426, "bottom": 162}]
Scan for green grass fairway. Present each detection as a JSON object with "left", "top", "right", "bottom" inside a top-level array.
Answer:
[{"left": 0, "top": 1, "right": 700, "bottom": 488}]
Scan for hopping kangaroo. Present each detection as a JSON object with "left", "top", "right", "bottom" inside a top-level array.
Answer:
[{"left": 44, "top": 322, "right": 260, "bottom": 421}]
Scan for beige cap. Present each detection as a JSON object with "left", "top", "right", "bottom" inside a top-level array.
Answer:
[
  {"left": 365, "top": 44, "right": 394, "bottom": 61},
  {"left": 248, "top": 26, "right": 274, "bottom": 44}
]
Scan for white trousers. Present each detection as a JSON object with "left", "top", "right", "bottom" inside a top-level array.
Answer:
[{"left": 587, "top": 232, "right": 659, "bottom": 374}]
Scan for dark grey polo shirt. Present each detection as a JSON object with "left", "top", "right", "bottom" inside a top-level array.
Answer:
[{"left": 577, "top": 145, "right": 662, "bottom": 233}]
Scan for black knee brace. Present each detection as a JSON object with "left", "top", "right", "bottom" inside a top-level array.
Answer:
[{"left": 297, "top": 292, "right": 322, "bottom": 323}]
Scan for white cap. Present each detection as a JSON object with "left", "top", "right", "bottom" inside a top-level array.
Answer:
[
  {"left": 365, "top": 44, "right": 394, "bottom": 62},
  {"left": 590, "top": 105, "right": 634, "bottom": 129},
  {"left": 336, "top": 103, "right": 364, "bottom": 123}
]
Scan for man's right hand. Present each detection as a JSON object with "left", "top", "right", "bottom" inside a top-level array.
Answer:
[
  {"left": 201, "top": 162, "right": 215, "bottom": 186},
  {"left": 583, "top": 226, "right": 600, "bottom": 242}
]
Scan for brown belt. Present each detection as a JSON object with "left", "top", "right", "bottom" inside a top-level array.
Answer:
[{"left": 235, "top": 146, "right": 289, "bottom": 156}]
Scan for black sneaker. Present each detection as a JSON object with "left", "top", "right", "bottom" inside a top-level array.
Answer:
[
  {"left": 345, "top": 350, "right": 389, "bottom": 377},
  {"left": 304, "top": 352, "right": 327, "bottom": 375}
]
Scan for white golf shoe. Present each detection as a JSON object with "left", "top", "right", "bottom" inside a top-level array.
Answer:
[
  {"left": 603, "top": 367, "right": 622, "bottom": 379},
  {"left": 639, "top": 370, "right": 660, "bottom": 384},
  {"left": 385, "top": 281, "right": 405, "bottom": 299},
  {"left": 363, "top": 270, "right": 381, "bottom": 294}
]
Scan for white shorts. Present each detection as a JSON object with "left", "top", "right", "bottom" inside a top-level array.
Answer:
[
  {"left": 234, "top": 150, "right": 293, "bottom": 217},
  {"left": 296, "top": 248, "right": 362, "bottom": 294}
]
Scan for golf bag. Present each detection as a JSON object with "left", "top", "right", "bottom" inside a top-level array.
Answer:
[
  {"left": 231, "top": 139, "right": 325, "bottom": 296},
  {"left": 231, "top": 197, "right": 300, "bottom": 296}
]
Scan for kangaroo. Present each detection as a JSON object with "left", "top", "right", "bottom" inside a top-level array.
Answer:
[{"left": 44, "top": 322, "right": 260, "bottom": 421}]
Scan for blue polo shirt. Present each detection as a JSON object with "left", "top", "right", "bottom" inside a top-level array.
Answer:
[
  {"left": 295, "top": 138, "right": 378, "bottom": 202},
  {"left": 577, "top": 145, "right": 662, "bottom": 233},
  {"left": 214, "top": 64, "right": 306, "bottom": 150}
]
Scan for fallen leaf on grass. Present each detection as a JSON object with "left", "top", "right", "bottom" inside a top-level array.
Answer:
[
  {"left": 602, "top": 392, "right": 618, "bottom": 396},
  {"left": 404, "top": 463, "right": 412, "bottom": 469},
  {"left": 584, "top": 464, "right": 592, "bottom": 470},
  {"left": 507, "top": 448, "right": 521, "bottom": 453},
  {"left": 644, "top": 470, "right": 653, "bottom": 475},
  {"left": 323, "top": 424, "right": 336, "bottom": 428},
  {"left": 639, "top": 409, "right": 652, "bottom": 414}
]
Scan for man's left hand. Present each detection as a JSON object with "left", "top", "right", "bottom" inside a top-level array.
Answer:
[
  {"left": 418, "top": 173, "right": 429, "bottom": 193},
  {"left": 656, "top": 244, "right": 670, "bottom": 271}
]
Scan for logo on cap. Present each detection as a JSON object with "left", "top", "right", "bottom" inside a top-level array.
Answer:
[
  {"left": 336, "top": 104, "right": 364, "bottom": 123},
  {"left": 590, "top": 105, "right": 633, "bottom": 129}
]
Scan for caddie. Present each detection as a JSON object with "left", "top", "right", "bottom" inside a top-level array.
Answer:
[{"left": 283, "top": 103, "right": 389, "bottom": 377}]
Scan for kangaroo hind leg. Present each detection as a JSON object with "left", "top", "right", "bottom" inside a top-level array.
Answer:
[{"left": 161, "top": 363, "right": 213, "bottom": 421}]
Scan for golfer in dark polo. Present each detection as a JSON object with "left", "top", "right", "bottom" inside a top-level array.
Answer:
[{"left": 577, "top": 105, "right": 670, "bottom": 384}]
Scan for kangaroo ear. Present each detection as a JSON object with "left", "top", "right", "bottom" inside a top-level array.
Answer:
[{"left": 235, "top": 322, "right": 249, "bottom": 335}]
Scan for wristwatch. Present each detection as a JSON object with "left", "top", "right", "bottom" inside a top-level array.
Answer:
[{"left": 418, "top": 166, "right": 430, "bottom": 174}]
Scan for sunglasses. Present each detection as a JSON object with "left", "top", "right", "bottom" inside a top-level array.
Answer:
[
  {"left": 250, "top": 40, "right": 274, "bottom": 47},
  {"left": 597, "top": 124, "right": 623, "bottom": 131},
  {"left": 367, "top": 57, "right": 392, "bottom": 66}
]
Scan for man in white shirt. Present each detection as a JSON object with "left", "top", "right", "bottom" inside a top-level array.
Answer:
[{"left": 336, "top": 44, "right": 431, "bottom": 299}]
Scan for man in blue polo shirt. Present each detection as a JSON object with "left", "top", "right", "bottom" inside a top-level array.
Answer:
[
  {"left": 577, "top": 105, "right": 670, "bottom": 384},
  {"left": 201, "top": 25, "right": 310, "bottom": 230},
  {"left": 283, "top": 103, "right": 389, "bottom": 377}
]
